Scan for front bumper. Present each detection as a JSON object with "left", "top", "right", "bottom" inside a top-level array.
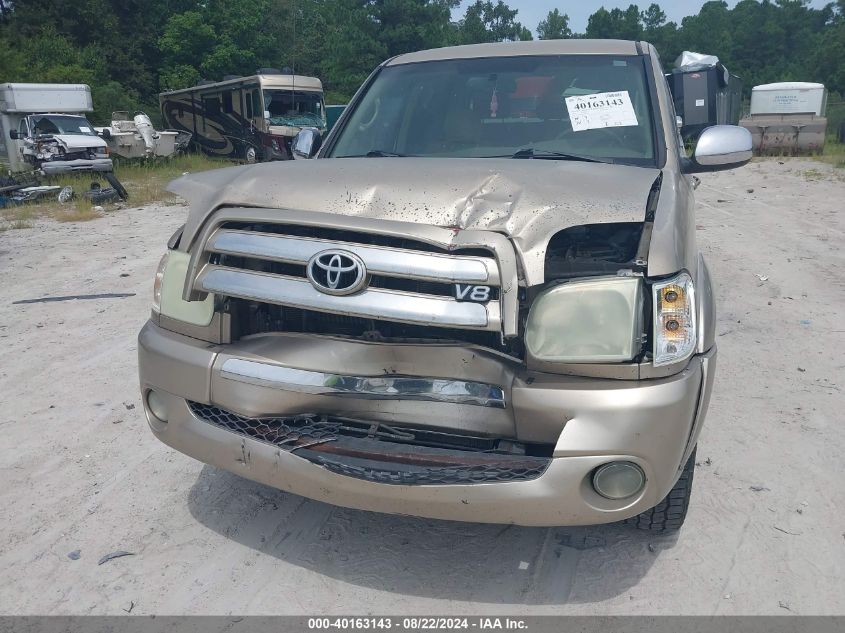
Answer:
[
  {"left": 40, "top": 158, "right": 113, "bottom": 174},
  {"left": 138, "top": 321, "right": 716, "bottom": 526}
]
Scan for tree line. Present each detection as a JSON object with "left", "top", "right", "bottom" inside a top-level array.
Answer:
[{"left": 0, "top": 0, "right": 843, "bottom": 124}]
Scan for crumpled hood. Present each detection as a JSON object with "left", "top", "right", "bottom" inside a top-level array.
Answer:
[
  {"left": 43, "top": 134, "right": 107, "bottom": 150},
  {"left": 172, "top": 157, "right": 660, "bottom": 281}
]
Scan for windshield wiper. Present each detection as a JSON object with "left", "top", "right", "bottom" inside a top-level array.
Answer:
[
  {"left": 488, "top": 148, "right": 611, "bottom": 163},
  {"left": 364, "top": 150, "right": 407, "bottom": 157}
]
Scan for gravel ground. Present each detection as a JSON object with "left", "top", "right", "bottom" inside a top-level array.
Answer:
[{"left": 0, "top": 158, "right": 843, "bottom": 615}]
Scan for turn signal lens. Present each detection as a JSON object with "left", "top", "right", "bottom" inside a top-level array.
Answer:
[
  {"left": 652, "top": 272, "right": 696, "bottom": 366},
  {"left": 152, "top": 251, "right": 170, "bottom": 314}
]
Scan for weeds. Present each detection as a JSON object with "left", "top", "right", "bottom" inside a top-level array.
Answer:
[
  {"left": 815, "top": 139, "right": 845, "bottom": 168},
  {"left": 802, "top": 168, "right": 825, "bottom": 180}
]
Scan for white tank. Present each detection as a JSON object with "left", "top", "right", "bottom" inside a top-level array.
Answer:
[{"left": 749, "top": 82, "right": 827, "bottom": 116}]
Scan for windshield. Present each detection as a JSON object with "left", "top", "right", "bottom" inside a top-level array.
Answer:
[
  {"left": 330, "top": 55, "right": 657, "bottom": 166},
  {"left": 30, "top": 115, "right": 97, "bottom": 136},
  {"left": 264, "top": 90, "right": 325, "bottom": 128}
]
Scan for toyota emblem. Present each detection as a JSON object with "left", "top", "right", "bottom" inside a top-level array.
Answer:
[{"left": 306, "top": 249, "right": 368, "bottom": 295}]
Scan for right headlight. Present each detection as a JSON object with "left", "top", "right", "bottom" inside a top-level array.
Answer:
[
  {"left": 652, "top": 272, "right": 697, "bottom": 366},
  {"left": 152, "top": 249, "right": 214, "bottom": 326},
  {"left": 525, "top": 276, "right": 643, "bottom": 363},
  {"left": 152, "top": 251, "right": 169, "bottom": 314}
]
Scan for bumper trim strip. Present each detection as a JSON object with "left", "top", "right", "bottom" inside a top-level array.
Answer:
[{"left": 220, "top": 358, "right": 507, "bottom": 408}]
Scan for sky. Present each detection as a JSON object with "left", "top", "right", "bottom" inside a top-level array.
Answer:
[{"left": 453, "top": 0, "right": 830, "bottom": 34}]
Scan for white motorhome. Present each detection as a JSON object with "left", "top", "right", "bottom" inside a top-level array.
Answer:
[
  {"left": 0, "top": 83, "right": 112, "bottom": 174},
  {"left": 159, "top": 72, "right": 326, "bottom": 162}
]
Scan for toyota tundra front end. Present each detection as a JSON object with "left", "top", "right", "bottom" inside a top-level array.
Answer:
[{"left": 138, "top": 39, "right": 751, "bottom": 530}]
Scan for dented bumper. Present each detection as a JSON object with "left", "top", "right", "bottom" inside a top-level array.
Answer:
[
  {"left": 138, "top": 320, "right": 715, "bottom": 526},
  {"left": 40, "top": 158, "right": 113, "bottom": 175}
]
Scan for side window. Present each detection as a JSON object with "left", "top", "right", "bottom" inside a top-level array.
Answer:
[
  {"left": 222, "top": 90, "right": 233, "bottom": 114},
  {"left": 18, "top": 119, "right": 28, "bottom": 137},
  {"left": 245, "top": 91, "right": 253, "bottom": 119},
  {"left": 252, "top": 90, "right": 261, "bottom": 119},
  {"left": 203, "top": 96, "right": 221, "bottom": 115}
]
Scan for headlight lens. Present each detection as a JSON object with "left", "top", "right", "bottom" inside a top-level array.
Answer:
[
  {"left": 652, "top": 272, "right": 696, "bottom": 366},
  {"left": 152, "top": 251, "right": 170, "bottom": 313},
  {"left": 525, "top": 276, "right": 643, "bottom": 363}
]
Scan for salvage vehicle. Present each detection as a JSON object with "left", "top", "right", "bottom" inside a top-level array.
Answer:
[
  {"left": 139, "top": 40, "right": 752, "bottom": 531},
  {"left": 159, "top": 71, "right": 326, "bottom": 163},
  {"left": 0, "top": 83, "right": 112, "bottom": 174}
]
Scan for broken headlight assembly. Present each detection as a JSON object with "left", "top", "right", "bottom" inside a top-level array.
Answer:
[
  {"left": 651, "top": 272, "right": 696, "bottom": 366},
  {"left": 152, "top": 251, "right": 170, "bottom": 314},
  {"left": 152, "top": 250, "right": 215, "bottom": 325},
  {"left": 525, "top": 276, "right": 643, "bottom": 363}
]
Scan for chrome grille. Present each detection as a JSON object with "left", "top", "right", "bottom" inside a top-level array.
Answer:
[{"left": 184, "top": 208, "right": 519, "bottom": 336}]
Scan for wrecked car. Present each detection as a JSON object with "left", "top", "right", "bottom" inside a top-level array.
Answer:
[
  {"left": 138, "top": 40, "right": 752, "bottom": 531},
  {"left": 9, "top": 113, "right": 112, "bottom": 174}
]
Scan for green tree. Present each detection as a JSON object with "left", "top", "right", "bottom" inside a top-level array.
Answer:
[
  {"left": 586, "top": 5, "right": 643, "bottom": 40},
  {"left": 537, "top": 9, "right": 572, "bottom": 39},
  {"left": 641, "top": 3, "right": 667, "bottom": 30},
  {"left": 458, "top": 1, "right": 533, "bottom": 44}
]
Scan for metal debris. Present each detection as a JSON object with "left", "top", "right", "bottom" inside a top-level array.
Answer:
[
  {"left": 97, "top": 550, "right": 135, "bottom": 565},
  {"left": 13, "top": 293, "right": 135, "bottom": 304}
]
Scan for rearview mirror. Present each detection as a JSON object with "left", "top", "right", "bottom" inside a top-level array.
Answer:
[
  {"left": 685, "top": 125, "right": 752, "bottom": 173},
  {"left": 292, "top": 127, "right": 322, "bottom": 160},
  {"left": 9, "top": 130, "right": 19, "bottom": 140}
]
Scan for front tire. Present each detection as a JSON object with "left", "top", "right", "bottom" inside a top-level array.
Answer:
[{"left": 626, "top": 447, "right": 696, "bottom": 533}]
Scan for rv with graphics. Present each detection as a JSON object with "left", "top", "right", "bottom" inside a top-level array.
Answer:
[{"left": 159, "top": 72, "right": 326, "bottom": 163}]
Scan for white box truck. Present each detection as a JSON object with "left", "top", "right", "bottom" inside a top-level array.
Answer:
[{"left": 0, "top": 83, "right": 112, "bottom": 174}]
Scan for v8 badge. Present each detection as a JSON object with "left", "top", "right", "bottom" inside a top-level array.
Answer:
[{"left": 454, "top": 284, "right": 491, "bottom": 302}]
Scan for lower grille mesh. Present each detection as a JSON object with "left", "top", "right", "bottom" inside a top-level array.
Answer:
[{"left": 189, "top": 402, "right": 549, "bottom": 485}]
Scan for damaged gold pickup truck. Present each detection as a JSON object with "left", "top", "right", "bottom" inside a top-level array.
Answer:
[{"left": 138, "top": 40, "right": 752, "bottom": 531}]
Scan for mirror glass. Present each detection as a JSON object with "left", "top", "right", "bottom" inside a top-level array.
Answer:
[{"left": 693, "top": 125, "right": 752, "bottom": 170}]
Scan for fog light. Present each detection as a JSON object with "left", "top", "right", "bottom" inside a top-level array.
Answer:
[
  {"left": 592, "top": 462, "right": 645, "bottom": 500},
  {"left": 146, "top": 390, "right": 169, "bottom": 423}
]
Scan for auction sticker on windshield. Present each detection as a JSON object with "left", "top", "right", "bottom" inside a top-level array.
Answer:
[{"left": 565, "top": 90, "right": 638, "bottom": 131}]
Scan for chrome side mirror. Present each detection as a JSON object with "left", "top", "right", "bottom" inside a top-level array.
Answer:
[
  {"left": 292, "top": 127, "right": 322, "bottom": 160},
  {"left": 685, "top": 125, "right": 752, "bottom": 173}
]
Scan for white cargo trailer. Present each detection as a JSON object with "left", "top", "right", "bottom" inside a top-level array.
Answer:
[
  {"left": 0, "top": 83, "right": 112, "bottom": 173},
  {"left": 740, "top": 82, "right": 828, "bottom": 154},
  {"left": 750, "top": 82, "right": 827, "bottom": 116}
]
